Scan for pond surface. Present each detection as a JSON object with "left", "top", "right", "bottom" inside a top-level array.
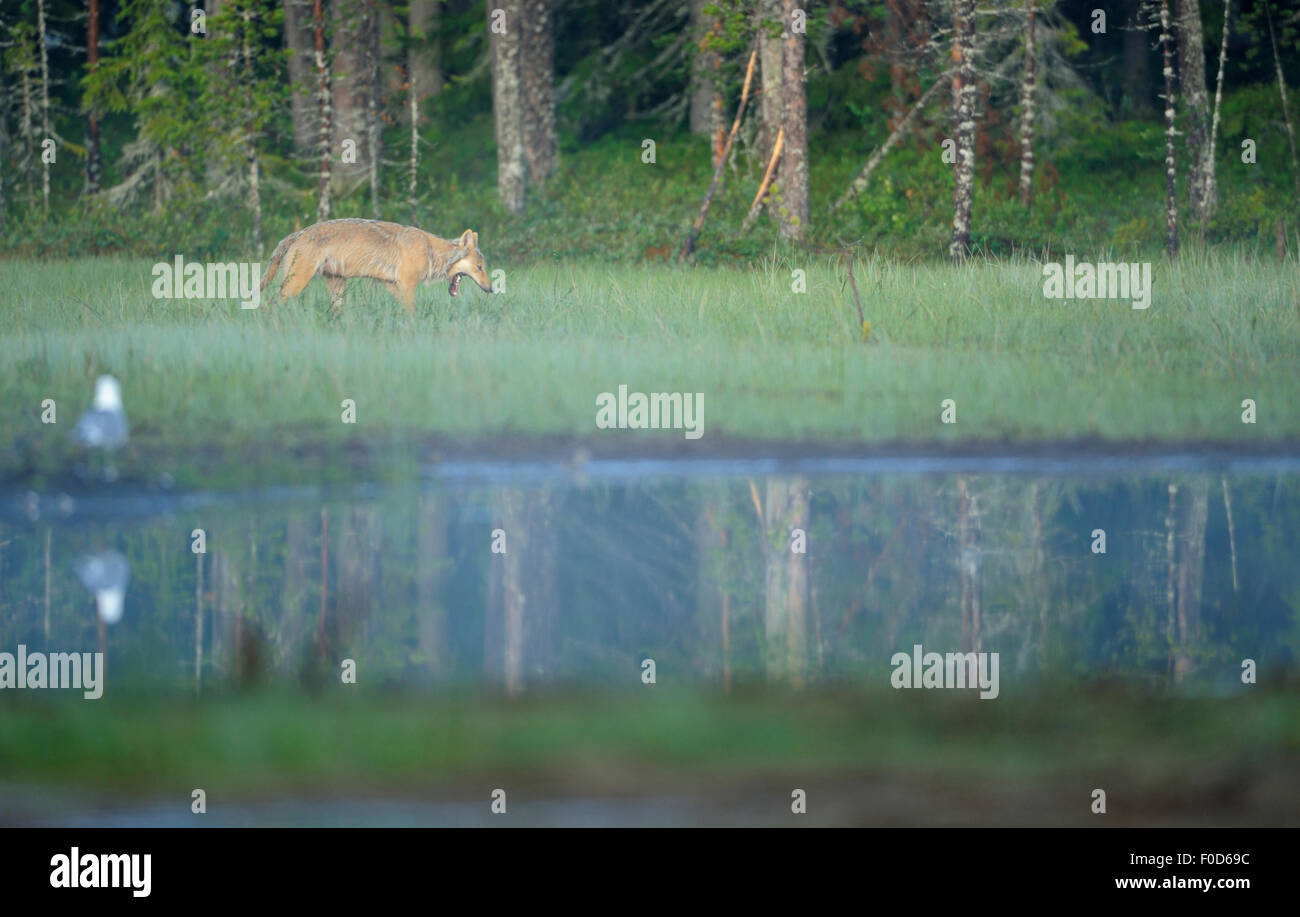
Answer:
[{"left": 2, "top": 455, "right": 1296, "bottom": 697}]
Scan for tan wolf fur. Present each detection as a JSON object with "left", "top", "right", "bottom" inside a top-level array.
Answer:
[{"left": 259, "top": 218, "right": 494, "bottom": 316}]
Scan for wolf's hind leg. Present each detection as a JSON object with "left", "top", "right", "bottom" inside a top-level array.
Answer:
[
  {"left": 325, "top": 275, "right": 346, "bottom": 316},
  {"left": 278, "top": 254, "right": 315, "bottom": 302}
]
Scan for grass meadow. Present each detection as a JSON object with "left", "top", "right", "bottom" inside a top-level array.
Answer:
[{"left": 2, "top": 249, "right": 1297, "bottom": 487}]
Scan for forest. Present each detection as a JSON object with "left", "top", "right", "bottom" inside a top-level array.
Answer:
[{"left": 1, "top": 0, "right": 1297, "bottom": 261}]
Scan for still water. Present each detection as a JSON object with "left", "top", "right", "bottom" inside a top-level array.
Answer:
[{"left": 2, "top": 458, "right": 1296, "bottom": 697}]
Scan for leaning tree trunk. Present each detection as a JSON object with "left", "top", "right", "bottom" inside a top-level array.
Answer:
[
  {"left": 521, "top": 0, "right": 557, "bottom": 183},
  {"left": 778, "top": 0, "right": 809, "bottom": 241},
  {"left": 489, "top": 0, "right": 526, "bottom": 214},
  {"left": 1017, "top": 0, "right": 1037, "bottom": 207},
  {"left": 1176, "top": 0, "right": 1210, "bottom": 227},
  {"left": 19, "top": 55, "right": 36, "bottom": 208},
  {"left": 949, "top": 0, "right": 976, "bottom": 260},
  {"left": 86, "top": 0, "right": 102, "bottom": 194},
  {"left": 831, "top": 74, "right": 946, "bottom": 212},
  {"left": 313, "top": 0, "right": 332, "bottom": 221},
  {"left": 1161, "top": 0, "right": 1179, "bottom": 258},
  {"left": 1202, "top": 0, "right": 1230, "bottom": 235},
  {"left": 284, "top": 0, "right": 317, "bottom": 154}
]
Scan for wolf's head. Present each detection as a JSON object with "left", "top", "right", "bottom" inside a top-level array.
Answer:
[{"left": 447, "top": 229, "right": 493, "bottom": 296}]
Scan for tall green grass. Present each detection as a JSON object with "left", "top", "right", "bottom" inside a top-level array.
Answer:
[{"left": 2, "top": 250, "right": 1296, "bottom": 487}]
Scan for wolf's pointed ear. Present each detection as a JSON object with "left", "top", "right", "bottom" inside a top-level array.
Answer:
[{"left": 458, "top": 229, "right": 476, "bottom": 248}]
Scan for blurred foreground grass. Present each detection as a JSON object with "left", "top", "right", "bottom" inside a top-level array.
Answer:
[{"left": 2, "top": 686, "right": 1297, "bottom": 797}]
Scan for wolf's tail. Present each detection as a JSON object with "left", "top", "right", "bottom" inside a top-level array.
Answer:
[{"left": 259, "top": 231, "right": 300, "bottom": 291}]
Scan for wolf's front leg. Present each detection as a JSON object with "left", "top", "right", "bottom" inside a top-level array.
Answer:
[{"left": 383, "top": 281, "right": 416, "bottom": 317}]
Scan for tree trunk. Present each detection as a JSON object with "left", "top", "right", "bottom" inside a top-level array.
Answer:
[
  {"left": 1164, "top": 483, "right": 1177, "bottom": 670},
  {"left": 365, "top": 0, "right": 381, "bottom": 216},
  {"left": 1161, "top": 0, "right": 1179, "bottom": 258},
  {"left": 243, "top": 10, "right": 263, "bottom": 251},
  {"left": 1017, "top": 0, "right": 1037, "bottom": 207},
  {"left": 489, "top": 0, "right": 526, "bottom": 214},
  {"left": 486, "top": 489, "right": 552, "bottom": 696},
  {"left": 758, "top": 0, "right": 784, "bottom": 165},
  {"left": 1123, "top": 1, "right": 1152, "bottom": 115},
  {"left": 0, "top": 97, "right": 7, "bottom": 233},
  {"left": 949, "top": 0, "right": 976, "bottom": 260},
  {"left": 416, "top": 494, "right": 446, "bottom": 676},
  {"left": 688, "top": 0, "right": 715, "bottom": 136},
  {"left": 37, "top": 0, "right": 51, "bottom": 216},
  {"left": 763, "top": 477, "right": 809, "bottom": 685},
  {"left": 520, "top": 0, "right": 557, "bottom": 183},
  {"left": 778, "top": 0, "right": 809, "bottom": 241},
  {"left": 313, "top": 0, "right": 332, "bottom": 221},
  {"left": 86, "top": 0, "right": 102, "bottom": 194},
  {"left": 408, "top": 0, "right": 443, "bottom": 118},
  {"left": 409, "top": 67, "right": 419, "bottom": 224},
  {"left": 1176, "top": 0, "right": 1210, "bottom": 226},
  {"left": 18, "top": 52, "right": 36, "bottom": 208},
  {"left": 284, "top": 0, "right": 317, "bottom": 155},
  {"left": 331, "top": 0, "right": 380, "bottom": 194},
  {"left": 1202, "top": 0, "right": 1230, "bottom": 235},
  {"left": 1264, "top": 0, "right": 1300, "bottom": 198},
  {"left": 957, "top": 477, "right": 982, "bottom": 654},
  {"left": 1173, "top": 479, "right": 1209, "bottom": 682},
  {"left": 1030, "top": 482, "right": 1048, "bottom": 667}
]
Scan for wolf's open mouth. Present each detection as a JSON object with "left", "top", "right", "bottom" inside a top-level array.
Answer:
[{"left": 449, "top": 274, "right": 463, "bottom": 297}]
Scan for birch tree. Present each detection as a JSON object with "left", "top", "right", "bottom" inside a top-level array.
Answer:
[
  {"left": 1018, "top": 0, "right": 1037, "bottom": 207},
  {"left": 777, "top": 0, "right": 808, "bottom": 241},
  {"left": 1202, "top": 0, "right": 1230, "bottom": 234},
  {"left": 521, "top": 0, "right": 557, "bottom": 184},
  {"left": 489, "top": 0, "right": 525, "bottom": 214},
  {"left": 949, "top": 0, "right": 976, "bottom": 260},
  {"left": 1176, "top": 0, "right": 1210, "bottom": 226},
  {"left": 313, "top": 0, "right": 331, "bottom": 220},
  {"left": 1160, "top": 0, "right": 1179, "bottom": 257}
]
